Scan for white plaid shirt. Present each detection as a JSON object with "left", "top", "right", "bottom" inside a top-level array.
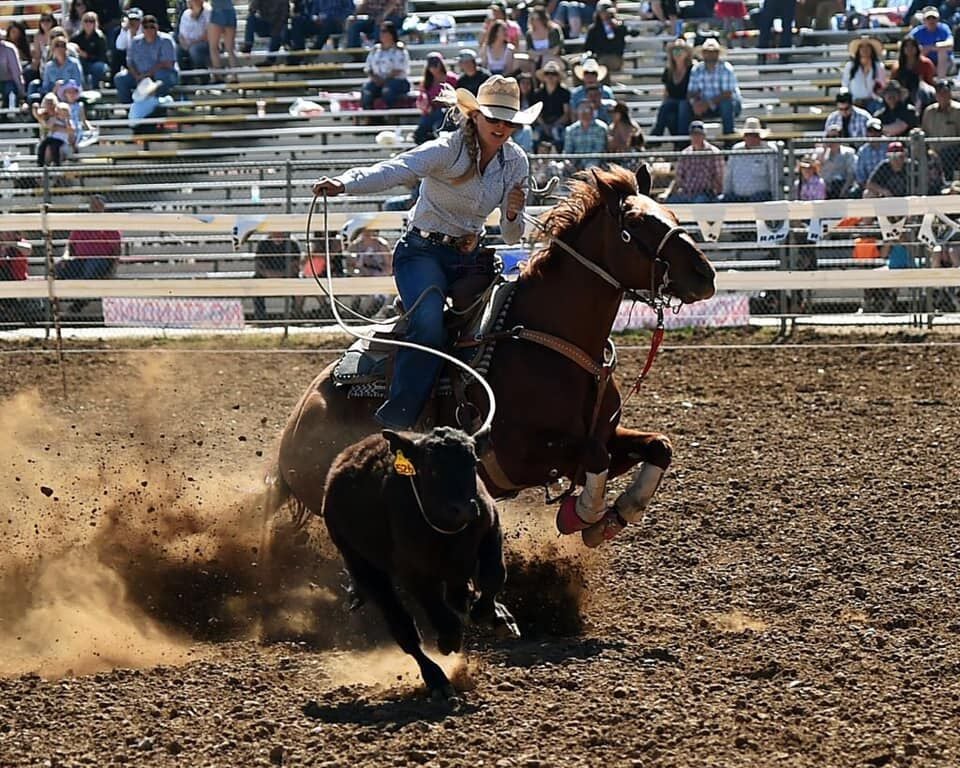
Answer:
[
  {"left": 364, "top": 43, "right": 411, "bottom": 79},
  {"left": 687, "top": 60, "right": 741, "bottom": 104},
  {"left": 823, "top": 105, "right": 872, "bottom": 138}
]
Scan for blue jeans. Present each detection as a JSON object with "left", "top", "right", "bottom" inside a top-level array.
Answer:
[
  {"left": 346, "top": 13, "right": 405, "bottom": 48},
  {"left": 694, "top": 98, "right": 741, "bottom": 135},
  {"left": 756, "top": 0, "right": 796, "bottom": 50},
  {"left": 413, "top": 106, "right": 445, "bottom": 144},
  {"left": 81, "top": 59, "right": 109, "bottom": 88},
  {"left": 290, "top": 14, "right": 344, "bottom": 51},
  {"left": 667, "top": 191, "right": 718, "bottom": 203},
  {"left": 375, "top": 232, "right": 479, "bottom": 429},
  {"left": 361, "top": 76, "right": 409, "bottom": 109},
  {"left": 54, "top": 258, "right": 115, "bottom": 279},
  {"left": 653, "top": 97, "right": 691, "bottom": 136},
  {"left": 115, "top": 68, "right": 179, "bottom": 103},
  {"left": 723, "top": 191, "right": 772, "bottom": 203},
  {"left": 244, "top": 14, "right": 285, "bottom": 57},
  {"left": 184, "top": 41, "right": 211, "bottom": 69}
]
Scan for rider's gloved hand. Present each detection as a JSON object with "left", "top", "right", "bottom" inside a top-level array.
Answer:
[{"left": 312, "top": 177, "right": 345, "bottom": 197}]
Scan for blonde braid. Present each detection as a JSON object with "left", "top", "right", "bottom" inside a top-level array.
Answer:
[{"left": 450, "top": 112, "right": 480, "bottom": 185}]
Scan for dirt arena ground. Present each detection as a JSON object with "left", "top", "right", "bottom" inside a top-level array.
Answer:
[{"left": 1, "top": 328, "right": 959, "bottom": 768}]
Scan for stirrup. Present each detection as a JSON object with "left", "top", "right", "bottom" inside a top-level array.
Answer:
[{"left": 581, "top": 509, "right": 626, "bottom": 548}]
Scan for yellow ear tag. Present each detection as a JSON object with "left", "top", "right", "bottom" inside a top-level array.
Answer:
[{"left": 394, "top": 450, "right": 417, "bottom": 476}]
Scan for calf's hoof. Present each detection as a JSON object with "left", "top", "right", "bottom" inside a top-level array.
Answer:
[
  {"left": 556, "top": 495, "right": 593, "bottom": 535},
  {"left": 581, "top": 508, "right": 627, "bottom": 548}
]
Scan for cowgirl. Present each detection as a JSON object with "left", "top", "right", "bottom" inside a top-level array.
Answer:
[{"left": 312, "top": 75, "right": 542, "bottom": 430}]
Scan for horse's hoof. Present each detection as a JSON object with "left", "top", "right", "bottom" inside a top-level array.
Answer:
[
  {"left": 556, "top": 496, "right": 593, "bottom": 535},
  {"left": 437, "top": 629, "right": 464, "bottom": 655},
  {"left": 581, "top": 509, "right": 626, "bottom": 548},
  {"left": 431, "top": 686, "right": 460, "bottom": 709}
]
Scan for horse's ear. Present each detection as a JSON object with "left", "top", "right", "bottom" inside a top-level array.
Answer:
[
  {"left": 635, "top": 164, "right": 652, "bottom": 197},
  {"left": 382, "top": 429, "right": 415, "bottom": 457},
  {"left": 590, "top": 168, "right": 621, "bottom": 217}
]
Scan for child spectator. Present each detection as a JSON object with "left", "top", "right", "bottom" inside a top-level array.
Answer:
[
  {"left": 795, "top": 156, "right": 826, "bottom": 200},
  {"left": 33, "top": 93, "right": 74, "bottom": 166},
  {"left": 61, "top": 79, "right": 95, "bottom": 150}
]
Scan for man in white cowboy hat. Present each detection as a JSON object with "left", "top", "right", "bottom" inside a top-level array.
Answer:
[
  {"left": 686, "top": 37, "right": 742, "bottom": 136},
  {"left": 311, "top": 75, "right": 542, "bottom": 430},
  {"left": 722, "top": 117, "right": 779, "bottom": 202},
  {"left": 570, "top": 56, "right": 613, "bottom": 112},
  {"left": 909, "top": 6, "right": 954, "bottom": 78}
]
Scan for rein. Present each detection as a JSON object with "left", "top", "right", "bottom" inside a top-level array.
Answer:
[{"left": 406, "top": 476, "right": 472, "bottom": 535}]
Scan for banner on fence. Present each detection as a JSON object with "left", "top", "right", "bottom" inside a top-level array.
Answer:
[
  {"left": 102, "top": 297, "right": 245, "bottom": 329},
  {"left": 613, "top": 294, "right": 751, "bottom": 331}
]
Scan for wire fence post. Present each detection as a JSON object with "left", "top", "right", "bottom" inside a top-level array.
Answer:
[
  {"left": 41, "top": 198, "right": 67, "bottom": 396},
  {"left": 283, "top": 159, "right": 294, "bottom": 339}
]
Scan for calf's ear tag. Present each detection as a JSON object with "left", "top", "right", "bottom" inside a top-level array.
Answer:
[{"left": 394, "top": 450, "right": 417, "bottom": 476}]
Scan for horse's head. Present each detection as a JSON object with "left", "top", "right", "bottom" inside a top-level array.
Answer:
[
  {"left": 383, "top": 427, "right": 482, "bottom": 532},
  {"left": 587, "top": 165, "right": 716, "bottom": 305}
]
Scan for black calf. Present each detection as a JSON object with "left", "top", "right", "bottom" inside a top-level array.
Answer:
[{"left": 323, "top": 426, "right": 518, "bottom": 701}]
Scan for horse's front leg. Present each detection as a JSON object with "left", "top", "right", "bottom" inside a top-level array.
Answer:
[
  {"left": 555, "top": 438, "right": 611, "bottom": 534},
  {"left": 580, "top": 427, "right": 672, "bottom": 548}
]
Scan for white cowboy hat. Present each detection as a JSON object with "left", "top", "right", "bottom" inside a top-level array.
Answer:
[
  {"left": 375, "top": 129, "right": 401, "bottom": 146},
  {"left": 455, "top": 75, "right": 542, "bottom": 125},
  {"left": 741, "top": 116, "right": 769, "bottom": 137},
  {"left": 695, "top": 37, "right": 726, "bottom": 56},
  {"left": 132, "top": 76, "right": 161, "bottom": 103},
  {"left": 572, "top": 57, "right": 608, "bottom": 81}
]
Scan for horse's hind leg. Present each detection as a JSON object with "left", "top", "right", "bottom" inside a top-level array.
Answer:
[{"left": 581, "top": 427, "right": 672, "bottom": 548}]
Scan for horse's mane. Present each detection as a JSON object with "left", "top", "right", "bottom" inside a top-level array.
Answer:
[{"left": 522, "top": 165, "right": 641, "bottom": 279}]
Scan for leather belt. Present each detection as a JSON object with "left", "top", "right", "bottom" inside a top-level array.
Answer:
[{"left": 408, "top": 226, "right": 481, "bottom": 252}]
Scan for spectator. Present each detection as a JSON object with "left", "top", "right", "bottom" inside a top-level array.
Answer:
[
  {"left": 346, "top": 224, "right": 392, "bottom": 316},
  {"left": 687, "top": 38, "right": 742, "bottom": 137},
  {"left": 484, "top": 1, "right": 522, "bottom": 48},
  {"left": 890, "top": 37, "right": 935, "bottom": 111},
  {"left": 517, "top": 70, "right": 535, "bottom": 109},
  {"left": 795, "top": 156, "right": 826, "bottom": 200},
  {"left": 531, "top": 59, "right": 570, "bottom": 149},
  {"left": 0, "top": 36, "right": 24, "bottom": 110},
  {"left": 253, "top": 231, "right": 301, "bottom": 322},
  {"left": 909, "top": 6, "right": 953, "bottom": 78},
  {"left": 30, "top": 13, "right": 59, "bottom": 84},
  {"left": 456, "top": 49, "right": 490, "bottom": 95},
  {"left": 755, "top": 0, "right": 796, "bottom": 63},
  {"left": 584, "top": 83, "right": 612, "bottom": 123},
  {"left": 824, "top": 89, "right": 871, "bottom": 138},
  {"left": 715, "top": 0, "right": 746, "bottom": 38},
  {"left": 39, "top": 35, "right": 84, "bottom": 97},
  {"left": 854, "top": 117, "right": 887, "bottom": 195},
  {"left": 570, "top": 57, "right": 612, "bottom": 109},
  {"left": 525, "top": 6, "right": 564, "bottom": 71},
  {"left": 606, "top": 100, "right": 643, "bottom": 151},
  {"left": 563, "top": 100, "right": 607, "bottom": 169},
  {"left": 651, "top": 37, "right": 692, "bottom": 140},
  {"left": 814, "top": 124, "right": 856, "bottom": 198},
  {"left": 650, "top": 0, "right": 679, "bottom": 38},
  {"left": 70, "top": 10, "right": 109, "bottom": 88},
  {"left": 875, "top": 79, "right": 920, "bottom": 137},
  {"left": 85, "top": 0, "right": 123, "bottom": 49},
  {"left": 479, "top": 19, "right": 516, "bottom": 75},
  {"left": 290, "top": 0, "right": 353, "bottom": 56},
  {"left": 240, "top": 0, "right": 288, "bottom": 65},
  {"left": 62, "top": 78, "right": 96, "bottom": 150},
  {"left": 64, "top": 0, "right": 88, "bottom": 39},
  {"left": 7, "top": 22, "right": 32, "bottom": 82},
  {"left": 114, "top": 8, "right": 143, "bottom": 76},
  {"left": 346, "top": 0, "right": 406, "bottom": 49},
  {"left": 413, "top": 52, "right": 457, "bottom": 144},
  {"left": 360, "top": 21, "right": 410, "bottom": 110},
  {"left": 841, "top": 35, "right": 887, "bottom": 114},
  {"left": 865, "top": 141, "right": 910, "bottom": 197},
  {"left": 208, "top": 0, "right": 238, "bottom": 80},
  {"left": 178, "top": 0, "right": 211, "bottom": 70},
  {"left": 922, "top": 78, "right": 960, "bottom": 180},
  {"left": 0, "top": 233, "right": 30, "bottom": 281},
  {"left": 137, "top": 0, "right": 173, "bottom": 32},
  {"left": 584, "top": 0, "right": 626, "bottom": 73},
  {"left": 723, "top": 117, "right": 779, "bottom": 201},
  {"left": 115, "top": 15, "right": 178, "bottom": 102},
  {"left": 665, "top": 120, "right": 724, "bottom": 203},
  {"left": 55, "top": 195, "right": 120, "bottom": 281}
]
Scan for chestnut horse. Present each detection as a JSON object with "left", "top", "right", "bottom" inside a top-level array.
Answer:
[{"left": 268, "top": 164, "right": 716, "bottom": 545}]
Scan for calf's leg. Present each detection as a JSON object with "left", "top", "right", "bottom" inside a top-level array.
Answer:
[
  {"left": 413, "top": 580, "right": 465, "bottom": 655},
  {"left": 470, "top": 524, "right": 520, "bottom": 640}
]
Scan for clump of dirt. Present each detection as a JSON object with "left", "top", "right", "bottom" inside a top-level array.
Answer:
[{"left": 502, "top": 545, "right": 592, "bottom": 638}]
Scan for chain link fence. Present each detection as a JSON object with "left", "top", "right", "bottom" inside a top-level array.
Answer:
[{"left": 2, "top": 138, "right": 960, "bottom": 331}]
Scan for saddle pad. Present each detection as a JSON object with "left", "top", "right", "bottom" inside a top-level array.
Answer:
[{"left": 334, "top": 280, "right": 518, "bottom": 399}]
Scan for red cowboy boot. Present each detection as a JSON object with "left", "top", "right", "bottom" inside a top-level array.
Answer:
[{"left": 581, "top": 509, "right": 627, "bottom": 548}]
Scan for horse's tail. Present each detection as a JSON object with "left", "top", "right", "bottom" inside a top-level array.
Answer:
[{"left": 262, "top": 462, "right": 314, "bottom": 533}]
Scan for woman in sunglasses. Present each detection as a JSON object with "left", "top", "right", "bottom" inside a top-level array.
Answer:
[
  {"left": 70, "top": 11, "right": 109, "bottom": 88},
  {"left": 39, "top": 33, "right": 84, "bottom": 96},
  {"left": 651, "top": 37, "right": 692, "bottom": 140},
  {"left": 311, "top": 75, "right": 542, "bottom": 430}
]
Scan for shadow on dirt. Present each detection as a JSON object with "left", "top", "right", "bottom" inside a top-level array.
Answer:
[
  {"left": 493, "top": 637, "right": 623, "bottom": 668},
  {"left": 302, "top": 695, "right": 481, "bottom": 725}
]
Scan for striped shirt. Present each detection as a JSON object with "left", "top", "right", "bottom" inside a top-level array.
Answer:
[
  {"left": 335, "top": 130, "right": 529, "bottom": 243},
  {"left": 687, "top": 60, "right": 741, "bottom": 104},
  {"left": 364, "top": 43, "right": 410, "bottom": 79},
  {"left": 563, "top": 119, "right": 609, "bottom": 168},
  {"left": 673, "top": 141, "right": 724, "bottom": 196},
  {"left": 823, "top": 105, "right": 872, "bottom": 138}
]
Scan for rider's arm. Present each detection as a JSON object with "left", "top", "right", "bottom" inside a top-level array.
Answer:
[
  {"left": 499, "top": 147, "right": 529, "bottom": 244},
  {"left": 335, "top": 132, "right": 456, "bottom": 193}
]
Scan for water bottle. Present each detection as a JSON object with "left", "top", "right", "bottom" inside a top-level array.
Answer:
[
  {"left": 7, "top": 92, "right": 15, "bottom": 112},
  {"left": 251, "top": 183, "right": 261, "bottom": 203}
]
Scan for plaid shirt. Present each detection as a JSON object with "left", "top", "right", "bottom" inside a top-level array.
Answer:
[
  {"left": 823, "top": 105, "right": 872, "bottom": 138},
  {"left": 673, "top": 141, "right": 724, "bottom": 196},
  {"left": 687, "top": 60, "right": 741, "bottom": 104},
  {"left": 563, "top": 119, "right": 609, "bottom": 168},
  {"left": 364, "top": 43, "right": 410, "bottom": 79},
  {"left": 856, "top": 142, "right": 887, "bottom": 185}
]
